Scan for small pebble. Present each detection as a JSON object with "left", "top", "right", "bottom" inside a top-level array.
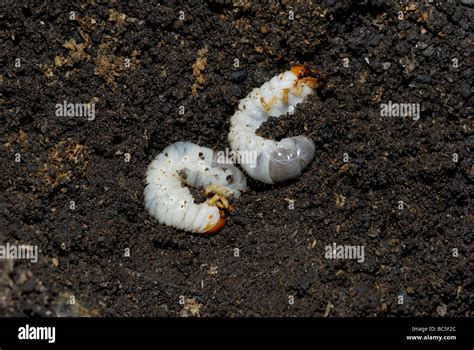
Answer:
[
  {"left": 22, "top": 278, "right": 36, "bottom": 293},
  {"left": 422, "top": 45, "right": 435, "bottom": 57},
  {"left": 460, "top": 83, "right": 471, "bottom": 98},
  {"left": 436, "top": 303, "right": 447, "bottom": 316},
  {"left": 230, "top": 69, "right": 247, "bottom": 83},
  {"left": 415, "top": 74, "right": 432, "bottom": 84}
]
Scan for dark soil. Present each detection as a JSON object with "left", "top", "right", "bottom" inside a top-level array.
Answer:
[{"left": 1, "top": 0, "right": 472, "bottom": 317}]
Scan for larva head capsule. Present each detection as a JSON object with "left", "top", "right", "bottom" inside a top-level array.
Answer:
[
  {"left": 204, "top": 216, "right": 226, "bottom": 234},
  {"left": 290, "top": 65, "right": 321, "bottom": 90}
]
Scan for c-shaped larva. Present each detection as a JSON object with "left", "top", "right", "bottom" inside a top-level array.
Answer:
[
  {"left": 144, "top": 142, "right": 247, "bottom": 233},
  {"left": 228, "top": 65, "right": 320, "bottom": 184}
]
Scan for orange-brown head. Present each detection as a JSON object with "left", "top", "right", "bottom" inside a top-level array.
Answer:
[
  {"left": 204, "top": 216, "right": 226, "bottom": 234},
  {"left": 290, "top": 65, "right": 321, "bottom": 89}
]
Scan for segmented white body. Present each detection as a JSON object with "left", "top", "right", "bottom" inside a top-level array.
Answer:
[
  {"left": 228, "top": 68, "right": 317, "bottom": 184},
  {"left": 144, "top": 142, "right": 246, "bottom": 233}
]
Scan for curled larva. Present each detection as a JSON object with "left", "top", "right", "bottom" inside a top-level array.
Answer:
[
  {"left": 144, "top": 142, "right": 246, "bottom": 234},
  {"left": 228, "top": 65, "right": 320, "bottom": 184}
]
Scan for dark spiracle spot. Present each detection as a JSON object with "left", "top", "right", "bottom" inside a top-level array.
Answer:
[{"left": 177, "top": 169, "right": 187, "bottom": 180}]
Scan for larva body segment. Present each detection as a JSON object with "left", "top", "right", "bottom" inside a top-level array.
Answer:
[
  {"left": 144, "top": 142, "right": 246, "bottom": 233},
  {"left": 229, "top": 66, "right": 320, "bottom": 184}
]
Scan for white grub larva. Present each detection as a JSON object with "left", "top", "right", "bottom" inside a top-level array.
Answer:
[
  {"left": 144, "top": 142, "right": 247, "bottom": 234},
  {"left": 229, "top": 65, "right": 321, "bottom": 184}
]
